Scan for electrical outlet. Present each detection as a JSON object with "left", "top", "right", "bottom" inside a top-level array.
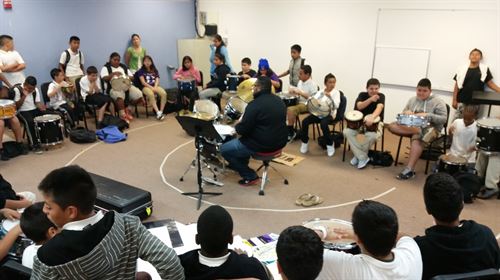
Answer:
[{"left": 199, "top": 11, "right": 207, "bottom": 25}]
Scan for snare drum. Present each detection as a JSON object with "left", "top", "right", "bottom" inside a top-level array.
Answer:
[
  {"left": 0, "top": 99, "right": 16, "bottom": 119},
  {"left": 224, "top": 97, "right": 248, "bottom": 122},
  {"left": 307, "top": 97, "right": 332, "bottom": 118},
  {"left": 0, "top": 219, "right": 33, "bottom": 261},
  {"left": 178, "top": 79, "right": 196, "bottom": 94},
  {"left": 476, "top": 118, "right": 500, "bottom": 152},
  {"left": 226, "top": 75, "right": 240, "bottom": 92},
  {"left": 110, "top": 76, "right": 132, "bottom": 92},
  {"left": 437, "top": 154, "right": 467, "bottom": 175},
  {"left": 345, "top": 110, "right": 364, "bottom": 130},
  {"left": 193, "top": 100, "right": 220, "bottom": 121},
  {"left": 396, "top": 114, "right": 428, "bottom": 127},
  {"left": 34, "top": 114, "right": 64, "bottom": 146},
  {"left": 303, "top": 218, "right": 360, "bottom": 254},
  {"left": 278, "top": 92, "right": 298, "bottom": 107},
  {"left": 364, "top": 114, "right": 381, "bottom": 132}
]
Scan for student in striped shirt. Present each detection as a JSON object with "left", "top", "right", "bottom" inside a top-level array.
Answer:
[{"left": 31, "top": 165, "right": 184, "bottom": 280}]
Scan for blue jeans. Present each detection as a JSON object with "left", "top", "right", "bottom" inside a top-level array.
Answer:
[{"left": 220, "top": 138, "right": 257, "bottom": 180}]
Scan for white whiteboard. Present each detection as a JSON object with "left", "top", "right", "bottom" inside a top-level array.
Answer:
[
  {"left": 374, "top": 8, "right": 499, "bottom": 91},
  {"left": 373, "top": 46, "right": 430, "bottom": 87}
]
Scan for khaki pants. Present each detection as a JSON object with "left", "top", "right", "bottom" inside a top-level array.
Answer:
[
  {"left": 343, "top": 123, "right": 383, "bottom": 161},
  {"left": 476, "top": 152, "right": 500, "bottom": 191},
  {"left": 142, "top": 86, "right": 167, "bottom": 108},
  {"left": 287, "top": 103, "right": 308, "bottom": 116},
  {"left": 110, "top": 85, "right": 142, "bottom": 101}
]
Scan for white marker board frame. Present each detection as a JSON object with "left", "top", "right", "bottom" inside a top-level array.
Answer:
[{"left": 372, "top": 46, "right": 431, "bottom": 88}]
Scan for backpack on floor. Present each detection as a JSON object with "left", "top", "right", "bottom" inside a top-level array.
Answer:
[
  {"left": 2, "top": 141, "right": 22, "bottom": 159},
  {"left": 368, "top": 150, "right": 394, "bottom": 167},
  {"left": 317, "top": 131, "right": 344, "bottom": 149},
  {"left": 96, "top": 126, "right": 127, "bottom": 143},
  {"left": 101, "top": 114, "right": 129, "bottom": 131},
  {"left": 69, "top": 128, "right": 97, "bottom": 144},
  {"left": 453, "top": 171, "right": 482, "bottom": 203}
]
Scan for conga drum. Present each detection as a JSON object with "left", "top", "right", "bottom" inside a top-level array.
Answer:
[{"left": 345, "top": 110, "right": 364, "bottom": 130}]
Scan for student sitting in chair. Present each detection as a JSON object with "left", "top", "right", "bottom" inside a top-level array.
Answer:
[
  {"left": 179, "top": 205, "right": 270, "bottom": 280},
  {"left": 237, "top": 57, "right": 256, "bottom": 84},
  {"left": 31, "top": 165, "right": 184, "bottom": 279},
  {"left": 199, "top": 53, "right": 231, "bottom": 100},
  {"left": 79, "top": 66, "right": 115, "bottom": 129},
  {"left": 174, "top": 56, "right": 201, "bottom": 112},
  {"left": 388, "top": 78, "right": 447, "bottom": 180},
  {"left": 47, "top": 68, "right": 76, "bottom": 128},
  {"left": 286, "top": 64, "right": 318, "bottom": 142},
  {"left": 415, "top": 173, "right": 500, "bottom": 279},
  {"left": 135, "top": 55, "right": 167, "bottom": 120},
  {"left": 299, "top": 73, "right": 341, "bottom": 157},
  {"left": 0, "top": 87, "right": 27, "bottom": 160},
  {"left": 13, "top": 76, "right": 46, "bottom": 153},
  {"left": 254, "top": 58, "right": 281, "bottom": 91},
  {"left": 20, "top": 202, "right": 58, "bottom": 269},
  {"left": 100, "top": 52, "right": 144, "bottom": 122}
]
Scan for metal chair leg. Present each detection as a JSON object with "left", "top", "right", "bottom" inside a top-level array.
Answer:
[
  {"left": 395, "top": 136, "right": 403, "bottom": 166},
  {"left": 259, "top": 165, "right": 269, "bottom": 196}
]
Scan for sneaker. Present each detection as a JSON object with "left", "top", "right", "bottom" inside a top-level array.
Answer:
[
  {"left": 476, "top": 188, "right": 499, "bottom": 199},
  {"left": 156, "top": 112, "right": 165, "bottom": 121},
  {"left": 326, "top": 145, "right": 335, "bottom": 157},
  {"left": 238, "top": 177, "right": 260, "bottom": 186},
  {"left": 125, "top": 113, "right": 134, "bottom": 121},
  {"left": 287, "top": 131, "right": 296, "bottom": 144},
  {"left": 300, "top": 142, "right": 308, "bottom": 154},
  {"left": 0, "top": 149, "right": 10, "bottom": 161},
  {"left": 396, "top": 168, "right": 416, "bottom": 180},
  {"left": 120, "top": 115, "right": 130, "bottom": 124},
  {"left": 350, "top": 157, "right": 358, "bottom": 166},
  {"left": 33, "top": 146, "right": 43, "bottom": 155},
  {"left": 357, "top": 158, "right": 370, "bottom": 169}
]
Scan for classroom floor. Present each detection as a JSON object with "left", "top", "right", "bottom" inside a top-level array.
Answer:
[{"left": 1, "top": 110, "right": 499, "bottom": 240}]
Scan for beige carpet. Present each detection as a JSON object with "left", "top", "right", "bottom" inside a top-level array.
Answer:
[{"left": 1, "top": 112, "right": 499, "bottom": 240}]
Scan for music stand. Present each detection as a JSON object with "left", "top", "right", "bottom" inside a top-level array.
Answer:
[{"left": 176, "top": 116, "right": 222, "bottom": 209}]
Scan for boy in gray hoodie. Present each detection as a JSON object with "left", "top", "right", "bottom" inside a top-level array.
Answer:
[{"left": 388, "top": 78, "right": 447, "bottom": 180}]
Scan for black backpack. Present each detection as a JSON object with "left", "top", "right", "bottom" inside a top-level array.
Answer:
[
  {"left": 454, "top": 172, "right": 482, "bottom": 203},
  {"left": 368, "top": 150, "right": 394, "bottom": 167},
  {"left": 69, "top": 128, "right": 97, "bottom": 144},
  {"left": 62, "top": 49, "right": 83, "bottom": 72},
  {"left": 317, "top": 131, "right": 344, "bottom": 149},
  {"left": 101, "top": 114, "right": 129, "bottom": 131}
]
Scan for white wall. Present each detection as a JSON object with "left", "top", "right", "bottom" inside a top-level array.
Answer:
[{"left": 197, "top": 0, "right": 500, "bottom": 122}]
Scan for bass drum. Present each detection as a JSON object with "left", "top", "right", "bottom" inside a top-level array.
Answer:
[
  {"left": 476, "top": 118, "right": 500, "bottom": 152},
  {"left": 34, "top": 114, "right": 64, "bottom": 146}
]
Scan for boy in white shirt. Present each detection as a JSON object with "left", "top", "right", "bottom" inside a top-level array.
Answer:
[
  {"left": 13, "top": 76, "right": 46, "bottom": 152},
  {"left": 80, "top": 66, "right": 114, "bottom": 128},
  {"left": 286, "top": 65, "right": 317, "bottom": 142},
  {"left": 59, "top": 36, "right": 84, "bottom": 86},
  {"left": 20, "top": 202, "right": 58, "bottom": 269},
  {"left": 0, "top": 35, "right": 26, "bottom": 86},
  {"left": 449, "top": 104, "right": 478, "bottom": 165},
  {"left": 317, "top": 200, "right": 423, "bottom": 280},
  {"left": 47, "top": 68, "right": 76, "bottom": 128}
]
